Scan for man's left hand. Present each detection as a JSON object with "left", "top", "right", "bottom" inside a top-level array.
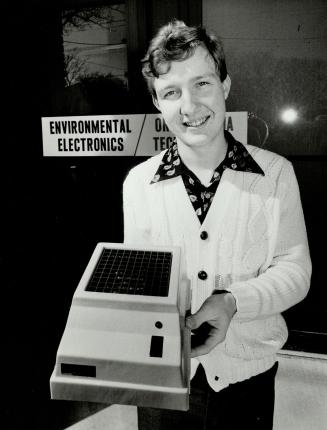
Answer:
[{"left": 186, "top": 292, "right": 237, "bottom": 358}]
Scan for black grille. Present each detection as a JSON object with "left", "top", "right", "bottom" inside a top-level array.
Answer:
[{"left": 85, "top": 248, "right": 172, "bottom": 297}]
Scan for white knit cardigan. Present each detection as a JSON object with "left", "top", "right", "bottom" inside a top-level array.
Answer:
[{"left": 123, "top": 144, "right": 311, "bottom": 391}]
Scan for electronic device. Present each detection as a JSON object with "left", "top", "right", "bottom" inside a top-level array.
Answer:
[{"left": 50, "top": 242, "right": 191, "bottom": 411}]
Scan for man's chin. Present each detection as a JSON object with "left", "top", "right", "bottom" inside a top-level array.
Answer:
[
  {"left": 177, "top": 137, "right": 209, "bottom": 148},
  {"left": 184, "top": 131, "right": 209, "bottom": 143}
]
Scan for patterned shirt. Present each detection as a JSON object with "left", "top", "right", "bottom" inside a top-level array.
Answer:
[{"left": 151, "top": 131, "right": 264, "bottom": 224}]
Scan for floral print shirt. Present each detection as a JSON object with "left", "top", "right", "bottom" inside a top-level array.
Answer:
[{"left": 150, "top": 131, "right": 264, "bottom": 224}]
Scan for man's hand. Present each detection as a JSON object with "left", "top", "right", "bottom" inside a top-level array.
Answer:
[{"left": 186, "top": 292, "right": 237, "bottom": 358}]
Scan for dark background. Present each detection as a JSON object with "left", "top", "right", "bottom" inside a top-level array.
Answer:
[{"left": 2, "top": 1, "right": 326, "bottom": 428}]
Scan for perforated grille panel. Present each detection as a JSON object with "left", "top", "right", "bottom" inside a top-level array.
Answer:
[{"left": 85, "top": 248, "right": 172, "bottom": 297}]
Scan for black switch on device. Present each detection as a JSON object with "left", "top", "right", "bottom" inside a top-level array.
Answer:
[
  {"left": 150, "top": 335, "right": 164, "bottom": 357},
  {"left": 61, "top": 363, "right": 96, "bottom": 377}
]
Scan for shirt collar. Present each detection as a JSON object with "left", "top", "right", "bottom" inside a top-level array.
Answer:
[{"left": 150, "top": 131, "right": 264, "bottom": 184}]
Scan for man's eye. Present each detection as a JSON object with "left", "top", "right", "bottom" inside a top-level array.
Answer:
[
  {"left": 164, "top": 90, "right": 177, "bottom": 98},
  {"left": 198, "top": 81, "right": 210, "bottom": 87}
]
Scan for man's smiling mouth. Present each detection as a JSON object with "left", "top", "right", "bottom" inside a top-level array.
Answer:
[{"left": 183, "top": 115, "right": 210, "bottom": 128}]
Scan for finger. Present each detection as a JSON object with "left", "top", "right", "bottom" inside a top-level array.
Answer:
[
  {"left": 190, "top": 322, "right": 229, "bottom": 358},
  {"left": 185, "top": 303, "right": 215, "bottom": 330},
  {"left": 190, "top": 329, "right": 220, "bottom": 358},
  {"left": 186, "top": 315, "right": 198, "bottom": 330}
]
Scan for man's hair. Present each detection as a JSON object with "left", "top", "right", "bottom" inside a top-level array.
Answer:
[{"left": 141, "top": 20, "right": 227, "bottom": 98}]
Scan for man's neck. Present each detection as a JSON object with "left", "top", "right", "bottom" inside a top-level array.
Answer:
[{"left": 177, "top": 134, "right": 228, "bottom": 186}]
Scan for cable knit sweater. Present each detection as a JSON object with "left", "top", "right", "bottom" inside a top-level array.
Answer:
[{"left": 123, "top": 144, "right": 311, "bottom": 392}]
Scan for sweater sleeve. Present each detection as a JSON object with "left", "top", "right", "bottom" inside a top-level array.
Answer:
[{"left": 227, "top": 161, "right": 312, "bottom": 321}]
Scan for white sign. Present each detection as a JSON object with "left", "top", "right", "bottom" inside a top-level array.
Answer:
[{"left": 41, "top": 112, "right": 248, "bottom": 157}]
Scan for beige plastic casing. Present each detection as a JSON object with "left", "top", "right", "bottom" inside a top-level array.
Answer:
[{"left": 50, "top": 242, "right": 191, "bottom": 411}]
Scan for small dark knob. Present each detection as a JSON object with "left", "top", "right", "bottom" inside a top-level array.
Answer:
[
  {"left": 198, "top": 270, "right": 208, "bottom": 280},
  {"left": 200, "top": 231, "right": 208, "bottom": 240}
]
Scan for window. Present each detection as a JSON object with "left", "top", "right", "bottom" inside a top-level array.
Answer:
[
  {"left": 54, "top": 1, "right": 131, "bottom": 115},
  {"left": 203, "top": 0, "right": 327, "bottom": 156},
  {"left": 63, "top": 4, "right": 127, "bottom": 86},
  {"left": 203, "top": 0, "right": 327, "bottom": 353}
]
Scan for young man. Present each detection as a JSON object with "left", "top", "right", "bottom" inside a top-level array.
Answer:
[{"left": 123, "top": 21, "right": 311, "bottom": 429}]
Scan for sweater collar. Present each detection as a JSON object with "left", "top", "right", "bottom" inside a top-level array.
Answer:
[{"left": 150, "top": 131, "right": 264, "bottom": 184}]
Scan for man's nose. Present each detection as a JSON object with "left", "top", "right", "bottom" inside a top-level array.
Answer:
[{"left": 180, "top": 91, "right": 197, "bottom": 115}]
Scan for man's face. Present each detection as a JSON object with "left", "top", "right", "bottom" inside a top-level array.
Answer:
[{"left": 153, "top": 45, "right": 230, "bottom": 150}]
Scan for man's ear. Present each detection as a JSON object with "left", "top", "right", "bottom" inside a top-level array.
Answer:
[
  {"left": 222, "top": 75, "right": 231, "bottom": 100},
  {"left": 152, "top": 95, "right": 161, "bottom": 111}
]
